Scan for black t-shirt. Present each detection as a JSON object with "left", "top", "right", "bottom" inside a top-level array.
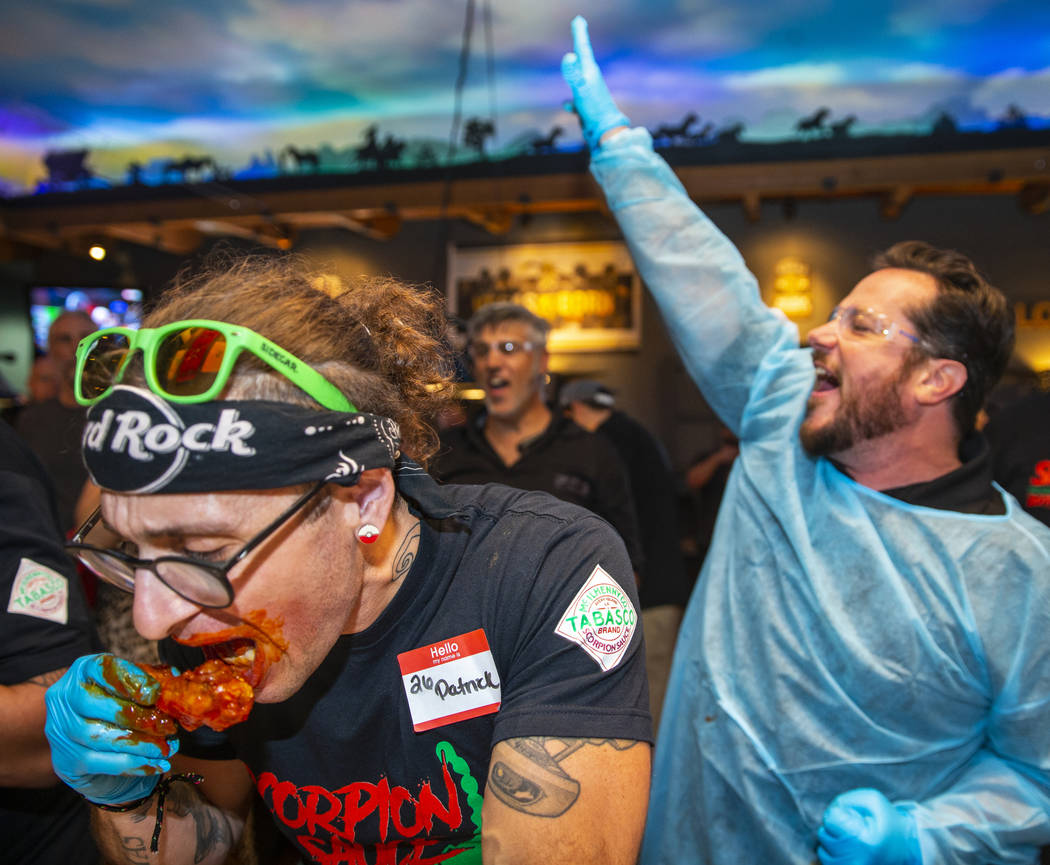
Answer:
[
  {"left": 597, "top": 411, "right": 691, "bottom": 608},
  {"left": 984, "top": 391, "right": 1050, "bottom": 527},
  {"left": 13, "top": 399, "right": 90, "bottom": 535},
  {"left": 0, "top": 421, "right": 100, "bottom": 865},
  {"left": 432, "top": 411, "right": 644, "bottom": 570},
  {"left": 165, "top": 479, "right": 650, "bottom": 864}
]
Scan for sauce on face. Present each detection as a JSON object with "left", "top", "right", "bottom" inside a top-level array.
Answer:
[
  {"left": 101, "top": 610, "right": 286, "bottom": 736},
  {"left": 142, "top": 609, "right": 287, "bottom": 732},
  {"left": 175, "top": 609, "right": 288, "bottom": 689}
]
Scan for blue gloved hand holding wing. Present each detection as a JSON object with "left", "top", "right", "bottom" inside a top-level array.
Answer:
[{"left": 45, "top": 653, "right": 180, "bottom": 806}]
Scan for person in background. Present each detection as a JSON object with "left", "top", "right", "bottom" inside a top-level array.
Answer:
[
  {"left": 560, "top": 379, "right": 691, "bottom": 731},
  {"left": 27, "top": 355, "right": 63, "bottom": 404},
  {"left": 43, "top": 254, "right": 651, "bottom": 865},
  {"left": 983, "top": 387, "right": 1050, "bottom": 528},
  {"left": 562, "top": 15, "right": 1050, "bottom": 865},
  {"left": 14, "top": 310, "right": 98, "bottom": 535},
  {"left": 431, "top": 301, "right": 644, "bottom": 573},
  {"left": 0, "top": 418, "right": 101, "bottom": 865},
  {"left": 682, "top": 424, "right": 738, "bottom": 572}
]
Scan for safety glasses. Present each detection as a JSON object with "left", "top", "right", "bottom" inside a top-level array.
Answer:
[
  {"left": 74, "top": 320, "right": 354, "bottom": 412},
  {"left": 468, "top": 339, "right": 538, "bottom": 359},
  {"left": 827, "top": 306, "right": 923, "bottom": 348}
]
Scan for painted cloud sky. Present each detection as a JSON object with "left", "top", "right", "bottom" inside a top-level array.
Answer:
[{"left": 0, "top": 0, "right": 1047, "bottom": 191}]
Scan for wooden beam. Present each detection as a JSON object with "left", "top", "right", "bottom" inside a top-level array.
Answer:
[
  {"left": 741, "top": 192, "right": 761, "bottom": 223},
  {"left": 879, "top": 185, "right": 914, "bottom": 220},
  {"left": 193, "top": 219, "right": 284, "bottom": 249},
  {"left": 461, "top": 205, "right": 515, "bottom": 235},
  {"left": 1018, "top": 182, "right": 1050, "bottom": 215},
  {"left": 0, "top": 145, "right": 1045, "bottom": 255}
]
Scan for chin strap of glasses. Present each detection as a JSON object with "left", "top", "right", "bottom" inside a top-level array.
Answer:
[{"left": 83, "top": 386, "right": 400, "bottom": 494}]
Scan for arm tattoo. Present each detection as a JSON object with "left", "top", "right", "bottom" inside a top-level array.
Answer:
[
  {"left": 26, "top": 667, "right": 67, "bottom": 687},
  {"left": 117, "top": 834, "right": 151, "bottom": 865},
  {"left": 392, "top": 523, "right": 420, "bottom": 583},
  {"left": 164, "top": 781, "right": 234, "bottom": 863},
  {"left": 99, "top": 782, "right": 233, "bottom": 865},
  {"left": 487, "top": 737, "right": 640, "bottom": 818}
]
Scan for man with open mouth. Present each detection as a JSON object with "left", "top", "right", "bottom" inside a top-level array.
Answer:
[
  {"left": 562, "top": 14, "right": 1050, "bottom": 865},
  {"left": 432, "top": 301, "right": 644, "bottom": 577},
  {"left": 43, "top": 257, "right": 652, "bottom": 865}
]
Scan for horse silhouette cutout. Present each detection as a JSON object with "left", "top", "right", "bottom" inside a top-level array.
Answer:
[
  {"left": 161, "top": 155, "right": 217, "bottom": 183},
  {"left": 530, "top": 126, "right": 563, "bottom": 153},
  {"left": 280, "top": 146, "right": 321, "bottom": 172},
  {"left": 829, "top": 115, "right": 857, "bottom": 139},
  {"left": 691, "top": 121, "right": 716, "bottom": 143},
  {"left": 796, "top": 107, "right": 831, "bottom": 136},
  {"left": 355, "top": 126, "right": 406, "bottom": 171},
  {"left": 715, "top": 122, "right": 745, "bottom": 144},
  {"left": 651, "top": 112, "right": 699, "bottom": 143}
]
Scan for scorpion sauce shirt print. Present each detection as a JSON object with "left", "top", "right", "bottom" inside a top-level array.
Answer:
[{"left": 163, "top": 481, "right": 651, "bottom": 864}]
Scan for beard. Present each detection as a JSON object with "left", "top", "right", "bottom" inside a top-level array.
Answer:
[{"left": 800, "top": 361, "right": 913, "bottom": 457}]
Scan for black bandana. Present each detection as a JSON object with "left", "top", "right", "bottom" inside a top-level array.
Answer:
[{"left": 82, "top": 386, "right": 401, "bottom": 494}]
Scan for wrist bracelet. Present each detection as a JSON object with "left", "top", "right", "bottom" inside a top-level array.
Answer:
[{"left": 91, "top": 772, "right": 205, "bottom": 852}]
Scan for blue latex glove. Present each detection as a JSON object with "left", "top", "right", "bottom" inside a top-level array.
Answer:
[
  {"left": 45, "top": 653, "right": 179, "bottom": 806},
  {"left": 561, "top": 15, "right": 630, "bottom": 151},
  {"left": 818, "top": 788, "right": 921, "bottom": 865}
]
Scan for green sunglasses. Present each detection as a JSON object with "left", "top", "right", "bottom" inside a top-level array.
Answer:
[{"left": 75, "top": 319, "right": 355, "bottom": 412}]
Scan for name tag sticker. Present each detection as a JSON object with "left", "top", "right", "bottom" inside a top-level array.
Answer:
[{"left": 398, "top": 629, "right": 501, "bottom": 732}]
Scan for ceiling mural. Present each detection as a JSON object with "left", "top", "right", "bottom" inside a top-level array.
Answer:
[{"left": 1, "top": 0, "right": 1047, "bottom": 196}]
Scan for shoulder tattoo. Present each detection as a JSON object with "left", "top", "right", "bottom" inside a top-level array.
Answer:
[{"left": 487, "top": 736, "right": 640, "bottom": 817}]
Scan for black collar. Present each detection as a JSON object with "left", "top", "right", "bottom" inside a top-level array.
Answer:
[{"left": 880, "top": 433, "right": 1003, "bottom": 514}]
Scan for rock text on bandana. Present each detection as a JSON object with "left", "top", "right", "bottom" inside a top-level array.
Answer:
[{"left": 84, "top": 407, "right": 256, "bottom": 460}]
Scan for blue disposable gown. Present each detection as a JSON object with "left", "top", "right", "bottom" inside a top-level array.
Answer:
[{"left": 589, "top": 128, "right": 1050, "bottom": 865}]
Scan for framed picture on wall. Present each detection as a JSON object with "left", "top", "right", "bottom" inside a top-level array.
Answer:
[{"left": 447, "top": 241, "right": 641, "bottom": 352}]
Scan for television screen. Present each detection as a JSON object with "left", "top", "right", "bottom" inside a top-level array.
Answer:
[{"left": 29, "top": 286, "right": 144, "bottom": 353}]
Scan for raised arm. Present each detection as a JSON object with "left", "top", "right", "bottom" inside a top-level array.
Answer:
[
  {"left": 562, "top": 16, "right": 802, "bottom": 434},
  {"left": 481, "top": 735, "right": 650, "bottom": 865}
]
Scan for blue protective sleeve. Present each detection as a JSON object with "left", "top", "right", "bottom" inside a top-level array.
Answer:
[
  {"left": 588, "top": 127, "right": 803, "bottom": 438},
  {"left": 909, "top": 739, "right": 1050, "bottom": 863}
]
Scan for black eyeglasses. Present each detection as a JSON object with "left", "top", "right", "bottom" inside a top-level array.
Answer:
[
  {"left": 468, "top": 339, "right": 539, "bottom": 359},
  {"left": 65, "top": 481, "right": 327, "bottom": 608}
]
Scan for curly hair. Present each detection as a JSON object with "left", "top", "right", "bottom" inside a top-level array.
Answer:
[
  {"left": 138, "top": 251, "right": 456, "bottom": 466},
  {"left": 872, "top": 241, "right": 1014, "bottom": 438}
]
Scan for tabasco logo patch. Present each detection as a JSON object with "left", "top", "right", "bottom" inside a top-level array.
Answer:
[
  {"left": 8, "top": 558, "right": 69, "bottom": 625},
  {"left": 398, "top": 629, "right": 501, "bottom": 732},
  {"left": 555, "top": 564, "right": 637, "bottom": 672}
]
